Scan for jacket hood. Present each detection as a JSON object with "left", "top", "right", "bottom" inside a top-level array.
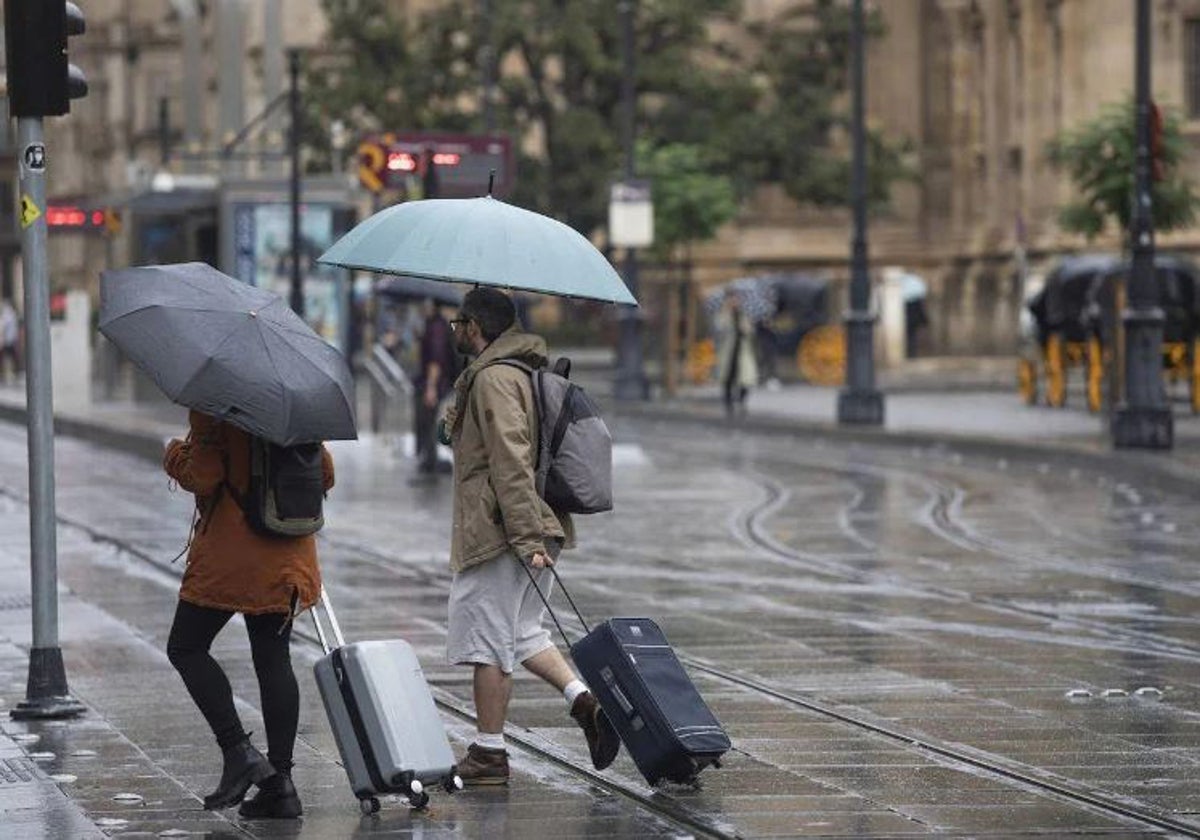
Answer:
[{"left": 460, "top": 327, "right": 548, "bottom": 389}]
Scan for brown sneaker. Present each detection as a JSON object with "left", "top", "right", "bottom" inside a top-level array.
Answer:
[
  {"left": 570, "top": 691, "right": 621, "bottom": 771},
  {"left": 457, "top": 743, "right": 509, "bottom": 786}
]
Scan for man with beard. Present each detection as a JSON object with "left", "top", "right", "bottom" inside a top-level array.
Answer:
[{"left": 440, "top": 287, "right": 619, "bottom": 785}]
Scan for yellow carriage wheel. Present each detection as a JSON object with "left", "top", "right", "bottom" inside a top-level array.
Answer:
[
  {"left": 1017, "top": 359, "right": 1037, "bottom": 405},
  {"left": 1086, "top": 336, "right": 1104, "bottom": 413},
  {"left": 686, "top": 339, "right": 716, "bottom": 385},
  {"left": 1166, "top": 342, "right": 1188, "bottom": 384},
  {"left": 1192, "top": 339, "right": 1200, "bottom": 414},
  {"left": 1045, "top": 334, "right": 1066, "bottom": 408},
  {"left": 797, "top": 325, "right": 847, "bottom": 386}
]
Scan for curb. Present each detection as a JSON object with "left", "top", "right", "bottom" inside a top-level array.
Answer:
[
  {"left": 0, "top": 401, "right": 168, "bottom": 464},
  {"left": 613, "top": 400, "right": 1200, "bottom": 494}
]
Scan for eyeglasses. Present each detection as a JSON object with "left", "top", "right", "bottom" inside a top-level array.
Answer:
[{"left": 450, "top": 317, "right": 473, "bottom": 331}]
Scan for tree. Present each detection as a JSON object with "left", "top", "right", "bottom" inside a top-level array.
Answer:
[
  {"left": 307, "top": 0, "right": 911, "bottom": 235},
  {"left": 736, "top": 0, "right": 912, "bottom": 208},
  {"left": 1046, "top": 98, "right": 1200, "bottom": 241},
  {"left": 638, "top": 141, "right": 738, "bottom": 262}
]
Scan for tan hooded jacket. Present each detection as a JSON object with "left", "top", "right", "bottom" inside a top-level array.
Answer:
[{"left": 445, "top": 327, "right": 574, "bottom": 573}]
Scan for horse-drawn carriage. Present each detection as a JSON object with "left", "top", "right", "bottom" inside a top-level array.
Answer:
[
  {"left": 694, "top": 274, "right": 843, "bottom": 384},
  {"left": 1019, "top": 253, "right": 1200, "bottom": 411}
]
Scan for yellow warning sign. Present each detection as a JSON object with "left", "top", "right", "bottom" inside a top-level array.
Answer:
[{"left": 20, "top": 194, "right": 41, "bottom": 228}]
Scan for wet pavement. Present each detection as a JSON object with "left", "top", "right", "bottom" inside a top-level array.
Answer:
[{"left": 1, "top": 398, "right": 1200, "bottom": 836}]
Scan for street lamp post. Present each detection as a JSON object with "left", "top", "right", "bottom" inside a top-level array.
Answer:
[
  {"left": 837, "top": 0, "right": 884, "bottom": 425},
  {"left": 613, "top": 0, "right": 648, "bottom": 401},
  {"left": 1112, "top": 0, "right": 1172, "bottom": 448}
]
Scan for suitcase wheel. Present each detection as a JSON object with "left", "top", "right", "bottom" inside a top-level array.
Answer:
[
  {"left": 443, "top": 772, "right": 464, "bottom": 794},
  {"left": 408, "top": 790, "right": 430, "bottom": 810},
  {"left": 359, "top": 796, "right": 381, "bottom": 815}
]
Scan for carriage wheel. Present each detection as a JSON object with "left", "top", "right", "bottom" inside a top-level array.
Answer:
[
  {"left": 1192, "top": 340, "right": 1200, "bottom": 414},
  {"left": 1045, "top": 334, "right": 1066, "bottom": 408},
  {"left": 797, "top": 325, "right": 846, "bottom": 386},
  {"left": 1086, "top": 336, "right": 1105, "bottom": 413},
  {"left": 686, "top": 339, "right": 716, "bottom": 385},
  {"left": 1017, "top": 359, "right": 1037, "bottom": 405}
]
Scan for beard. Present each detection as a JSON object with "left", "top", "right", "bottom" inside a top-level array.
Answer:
[{"left": 454, "top": 331, "right": 474, "bottom": 355}]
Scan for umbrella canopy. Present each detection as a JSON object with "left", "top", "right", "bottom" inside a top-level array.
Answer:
[
  {"left": 99, "top": 262, "right": 357, "bottom": 446},
  {"left": 375, "top": 275, "right": 465, "bottom": 307},
  {"left": 704, "top": 276, "right": 779, "bottom": 324},
  {"left": 318, "top": 197, "right": 637, "bottom": 306}
]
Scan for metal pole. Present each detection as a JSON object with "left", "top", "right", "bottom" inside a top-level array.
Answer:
[
  {"left": 613, "top": 0, "right": 648, "bottom": 401},
  {"left": 1112, "top": 0, "right": 1171, "bottom": 448},
  {"left": 481, "top": 0, "right": 495, "bottom": 134},
  {"left": 288, "top": 49, "right": 304, "bottom": 318},
  {"left": 11, "top": 118, "right": 84, "bottom": 720},
  {"left": 837, "top": 0, "right": 884, "bottom": 425}
]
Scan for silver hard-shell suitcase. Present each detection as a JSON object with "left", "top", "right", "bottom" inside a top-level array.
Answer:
[{"left": 311, "top": 589, "right": 462, "bottom": 814}]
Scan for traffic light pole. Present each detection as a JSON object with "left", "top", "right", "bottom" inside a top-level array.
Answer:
[
  {"left": 1112, "top": 0, "right": 1172, "bottom": 448},
  {"left": 11, "top": 117, "right": 84, "bottom": 720},
  {"left": 837, "top": 0, "right": 884, "bottom": 426},
  {"left": 288, "top": 49, "right": 304, "bottom": 318}
]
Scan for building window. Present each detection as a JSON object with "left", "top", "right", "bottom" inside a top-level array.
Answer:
[{"left": 1186, "top": 19, "right": 1200, "bottom": 119}]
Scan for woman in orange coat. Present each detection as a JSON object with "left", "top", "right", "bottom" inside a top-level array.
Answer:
[{"left": 164, "top": 409, "right": 334, "bottom": 819}]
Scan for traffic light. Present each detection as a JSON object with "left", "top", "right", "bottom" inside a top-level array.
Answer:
[
  {"left": 1149, "top": 100, "right": 1165, "bottom": 182},
  {"left": 4, "top": 1, "right": 88, "bottom": 118}
]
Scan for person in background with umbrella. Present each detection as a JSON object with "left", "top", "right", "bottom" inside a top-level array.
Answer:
[
  {"left": 716, "top": 295, "right": 758, "bottom": 418},
  {"left": 163, "top": 412, "right": 335, "bottom": 819},
  {"left": 412, "top": 297, "right": 459, "bottom": 482},
  {"left": 440, "top": 288, "right": 620, "bottom": 785}
]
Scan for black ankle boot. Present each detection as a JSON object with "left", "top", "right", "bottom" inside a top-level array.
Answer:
[
  {"left": 203, "top": 737, "right": 274, "bottom": 810},
  {"left": 238, "top": 771, "right": 302, "bottom": 819}
]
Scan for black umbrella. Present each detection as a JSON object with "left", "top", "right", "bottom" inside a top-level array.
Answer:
[{"left": 99, "top": 262, "right": 357, "bottom": 446}]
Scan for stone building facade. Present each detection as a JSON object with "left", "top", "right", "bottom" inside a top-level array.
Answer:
[
  {"left": 702, "top": 0, "right": 1200, "bottom": 356},
  {"left": 2, "top": 0, "right": 1198, "bottom": 358}
]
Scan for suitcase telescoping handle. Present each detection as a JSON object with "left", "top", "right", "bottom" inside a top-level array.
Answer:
[
  {"left": 309, "top": 587, "right": 347, "bottom": 655},
  {"left": 518, "top": 560, "right": 590, "bottom": 649}
]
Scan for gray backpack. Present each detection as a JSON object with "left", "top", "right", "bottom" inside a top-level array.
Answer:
[{"left": 491, "top": 358, "right": 613, "bottom": 514}]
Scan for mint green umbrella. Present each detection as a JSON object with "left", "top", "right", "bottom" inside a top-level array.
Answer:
[{"left": 318, "top": 197, "right": 638, "bottom": 306}]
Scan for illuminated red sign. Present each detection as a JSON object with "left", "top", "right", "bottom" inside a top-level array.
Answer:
[
  {"left": 47, "top": 205, "right": 102, "bottom": 229},
  {"left": 45, "top": 205, "right": 119, "bottom": 234},
  {"left": 359, "top": 132, "right": 513, "bottom": 197}
]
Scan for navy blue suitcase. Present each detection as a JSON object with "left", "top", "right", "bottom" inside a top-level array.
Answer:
[
  {"left": 522, "top": 564, "right": 730, "bottom": 787},
  {"left": 571, "top": 617, "right": 730, "bottom": 786}
]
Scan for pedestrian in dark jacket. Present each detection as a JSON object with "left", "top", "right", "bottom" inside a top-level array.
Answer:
[
  {"left": 163, "top": 410, "right": 334, "bottom": 819},
  {"left": 412, "top": 300, "right": 457, "bottom": 479},
  {"left": 440, "top": 287, "right": 620, "bottom": 785}
]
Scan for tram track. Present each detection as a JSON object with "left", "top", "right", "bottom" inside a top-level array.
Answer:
[
  {"left": 0, "top": 481, "right": 741, "bottom": 840},
  {"left": 3, "top": 426, "right": 1199, "bottom": 836},
  {"left": 27, "top": 481, "right": 1197, "bottom": 838},
  {"left": 705, "top": 436, "right": 1200, "bottom": 665}
]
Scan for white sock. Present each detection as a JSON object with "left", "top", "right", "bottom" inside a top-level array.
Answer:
[
  {"left": 475, "top": 731, "right": 506, "bottom": 751},
  {"left": 564, "top": 679, "right": 589, "bottom": 708}
]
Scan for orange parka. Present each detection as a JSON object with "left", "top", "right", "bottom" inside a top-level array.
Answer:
[{"left": 164, "top": 410, "right": 334, "bottom": 615}]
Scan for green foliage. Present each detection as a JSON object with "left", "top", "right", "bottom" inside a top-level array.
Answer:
[
  {"left": 1046, "top": 98, "right": 1200, "bottom": 241},
  {"left": 637, "top": 141, "right": 739, "bottom": 258},
  {"left": 737, "top": 0, "right": 913, "bottom": 206},
  {"left": 307, "top": 0, "right": 911, "bottom": 242}
]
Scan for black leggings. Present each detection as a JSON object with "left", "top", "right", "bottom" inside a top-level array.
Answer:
[{"left": 166, "top": 600, "right": 298, "bottom": 773}]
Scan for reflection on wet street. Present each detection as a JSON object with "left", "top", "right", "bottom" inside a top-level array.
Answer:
[{"left": 2, "top": 414, "right": 1199, "bottom": 836}]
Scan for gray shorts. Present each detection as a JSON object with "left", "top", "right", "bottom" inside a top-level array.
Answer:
[{"left": 446, "top": 551, "right": 555, "bottom": 674}]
